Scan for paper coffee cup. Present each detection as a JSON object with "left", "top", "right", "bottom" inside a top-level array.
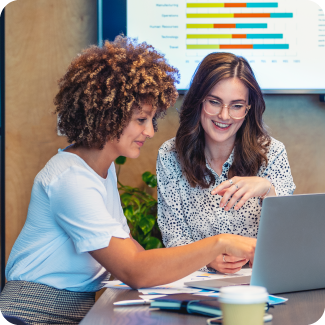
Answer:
[{"left": 219, "top": 286, "right": 268, "bottom": 325}]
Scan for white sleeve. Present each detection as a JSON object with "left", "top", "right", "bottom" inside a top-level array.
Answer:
[
  {"left": 109, "top": 163, "right": 130, "bottom": 235},
  {"left": 263, "top": 142, "right": 296, "bottom": 196},
  {"left": 48, "top": 166, "right": 129, "bottom": 254}
]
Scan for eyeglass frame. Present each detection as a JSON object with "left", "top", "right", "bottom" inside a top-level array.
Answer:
[{"left": 202, "top": 98, "right": 251, "bottom": 120}]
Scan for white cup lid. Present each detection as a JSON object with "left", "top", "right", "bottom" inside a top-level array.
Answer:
[{"left": 219, "top": 286, "right": 268, "bottom": 304}]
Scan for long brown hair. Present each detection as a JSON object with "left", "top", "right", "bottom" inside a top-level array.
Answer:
[{"left": 175, "top": 52, "right": 270, "bottom": 188}]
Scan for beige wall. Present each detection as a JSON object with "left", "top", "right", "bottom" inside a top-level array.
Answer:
[
  {"left": 5, "top": 0, "right": 97, "bottom": 260},
  {"left": 4, "top": 0, "right": 325, "bottom": 265},
  {"left": 264, "top": 94, "right": 325, "bottom": 194}
]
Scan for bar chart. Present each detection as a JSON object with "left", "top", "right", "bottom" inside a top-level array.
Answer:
[
  {"left": 127, "top": 0, "right": 325, "bottom": 91},
  {"left": 186, "top": 1, "right": 293, "bottom": 52}
]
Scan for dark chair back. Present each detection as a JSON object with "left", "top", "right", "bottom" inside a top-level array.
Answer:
[{"left": 3, "top": 315, "right": 28, "bottom": 325}]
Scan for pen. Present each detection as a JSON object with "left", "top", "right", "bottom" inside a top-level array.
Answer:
[{"left": 113, "top": 299, "right": 152, "bottom": 306}]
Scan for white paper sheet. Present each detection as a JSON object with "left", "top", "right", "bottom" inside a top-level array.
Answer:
[{"left": 102, "top": 269, "right": 253, "bottom": 294}]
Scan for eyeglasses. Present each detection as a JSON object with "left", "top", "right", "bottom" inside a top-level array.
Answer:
[{"left": 202, "top": 98, "right": 251, "bottom": 120}]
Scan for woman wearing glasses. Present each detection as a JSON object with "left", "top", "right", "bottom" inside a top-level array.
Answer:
[{"left": 157, "top": 52, "right": 295, "bottom": 274}]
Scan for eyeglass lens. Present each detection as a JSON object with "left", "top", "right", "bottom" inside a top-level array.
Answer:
[{"left": 204, "top": 99, "right": 248, "bottom": 118}]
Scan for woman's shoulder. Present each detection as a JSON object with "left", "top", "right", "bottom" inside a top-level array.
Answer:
[
  {"left": 266, "top": 137, "right": 286, "bottom": 157},
  {"left": 157, "top": 138, "right": 182, "bottom": 176},
  {"left": 159, "top": 137, "right": 176, "bottom": 154},
  {"left": 158, "top": 137, "right": 178, "bottom": 161},
  {"left": 34, "top": 151, "right": 94, "bottom": 188}
]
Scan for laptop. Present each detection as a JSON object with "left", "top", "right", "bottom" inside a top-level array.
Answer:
[{"left": 185, "top": 193, "right": 325, "bottom": 294}]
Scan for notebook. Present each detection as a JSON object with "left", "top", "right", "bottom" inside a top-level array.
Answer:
[
  {"left": 185, "top": 193, "right": 325, "bottom": 294},
  {"left": 150, "top": 293, "right": 222, "bottom": 317}
]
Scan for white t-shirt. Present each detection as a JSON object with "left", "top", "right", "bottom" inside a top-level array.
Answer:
[{"left": 6, "top": 149, "right": 130, "bottom": 292}]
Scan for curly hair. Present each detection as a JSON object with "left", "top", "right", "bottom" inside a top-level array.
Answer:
[
  {"left": 176, "top": 52, "right": 270, "bottom": 188},
  {"left": 54, "top": 36, "right": 179, "bottom": 148}
]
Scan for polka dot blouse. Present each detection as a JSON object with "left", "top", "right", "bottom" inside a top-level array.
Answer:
[{"left": 156, "top": 137, "right": 296, "bottom": 271}]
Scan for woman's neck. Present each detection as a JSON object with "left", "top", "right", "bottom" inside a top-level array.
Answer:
[
  {"left": 204, "top": 137, "right": 235, "bottom": 176},
  {"left": 65, "top": 143, "right": 116, "bottom": 179}
]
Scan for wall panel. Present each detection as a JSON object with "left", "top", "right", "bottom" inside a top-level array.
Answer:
[
  {"left": 264, "top": 94, "right": 325, "bottom": 194},
  {"left": 5, "top": 0, "right": 97, "bottom": 261}
]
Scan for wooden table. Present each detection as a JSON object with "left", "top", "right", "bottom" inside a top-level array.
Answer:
[{"left": 80, "top": 287, "right": 325, "bottom": 325}]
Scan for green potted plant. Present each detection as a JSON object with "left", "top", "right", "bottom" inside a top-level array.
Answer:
[{"left": 115, "top": 156, "right": 163, "bottom": 250}]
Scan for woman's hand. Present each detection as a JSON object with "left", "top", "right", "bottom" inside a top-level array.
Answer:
[
  {"left": 207, "top": 254, "right": 248, "bottom": 274},
  {"left": 211, "top": 176, "right": 275, "bottom": 211},
  {"left": 217, "top": 233, "right": 257, "bottom": 267}
]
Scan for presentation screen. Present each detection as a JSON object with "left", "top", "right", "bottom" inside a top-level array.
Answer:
[{"left": 99, "top": 0, "right": 325, "bottom": 93}]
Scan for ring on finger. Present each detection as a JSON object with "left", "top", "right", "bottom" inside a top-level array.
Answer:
[
  {"left": 229, "top": 179, "right": 233, "bottom": 185},
  {"left": 223, "top": 255, "right": 226, "bottom": 263},
  {"left": 234, "top": 184, "right": 239, "bottom": 189}
]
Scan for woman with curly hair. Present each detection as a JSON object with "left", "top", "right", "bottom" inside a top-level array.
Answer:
[
  {"left": 0, "top": 38, "right": 256, "bottom": 324},
  {"left": 157, "top": 52, "right": 295, "bottom": 275}
]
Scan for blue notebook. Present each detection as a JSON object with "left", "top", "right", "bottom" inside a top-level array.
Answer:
[{"left": 150, "top": 293, "right": 222, "bottom": 317}]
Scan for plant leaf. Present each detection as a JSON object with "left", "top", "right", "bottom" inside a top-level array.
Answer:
[
  {"left": 142, "top": 172, "right": 157, "bottom": 188},
  {"left": 142, "top": 171, "right": 152, "bottom": 184},
  {"left": 138, "top": 215, "right": 156, "bottom": 235},
  {"left": 120, "top": 193, "right": 132, "bottom": 207},
  {"left": 123, "top": 206, "right": 135, "bottom": 222},
  {"left": 147, "top": 175, "right": 157, "bottom": 188},
  {"left": 133, "top": 197, "right": 141, "bottom": 209},
  {"left": 115, "top": 156, "right": 127, "bottom": 165}
]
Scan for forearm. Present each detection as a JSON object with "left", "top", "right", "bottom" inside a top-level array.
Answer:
[
  {"left": 91, "top": 235, "right": 223, "bottom": 289},
  {"left": 90, "top": 233, "right": 255, "bottom": 289},
  {"left": 130, "top": 236, "right": 223, "bottom": 288}
]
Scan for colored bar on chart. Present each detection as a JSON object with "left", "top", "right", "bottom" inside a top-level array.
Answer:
[
  {"left": 187, "top": 3, "right": 225, "bottom": 7},
  {"left": 220, "top": 44, "right": 254, "bottom": 49},
  {"left": 187, "top": 34, "right": 232, "bottom": 39},
  {"left": 253, "top": 44, "right": 289, "bottom": 49},
  {"left": 186, "top": 3, "right": 278, "bottom": 8},
  {"left": 247, "top": 34, "right": 283, "bottom": 38},
  {"left": 186, "top": 44, "right": 289, "bottom": 49},
  {"left": 187, "top": 13, "right": 292, "bottom": 18},
  {"left": 232, "top": 34, "right": 248, "bottom": 38},
  {"left": 187, "top": 44, "right": 221, "bottom": 49},
  {"left": 186, "top": 23, "right": 268, "bottom": 29},
  {"left": 186, "top": 24, "right": 215, "bottom": 28},
  {"left": 213, "top": 24, "right": 236, "bottom": 28},
  {"left": 246, "top": 3, "right": 278, "bottom": 7},
  {"left": 224, "top": 3, "right": 246, "bottom": 7},
  {"left": 236, "top": 24, "right": 267, "bottom": 28},
  {"left": 270, "top": 13, "right": 293, "bottom": 18},
  {"left": 187, "top": 44, "right": 253, "bottom": 49},
  {"left": 234, "top": 13, "right": 271, "bottom": 18},
  {"left": 187, "top": 13, "right": 234, "bottom": 18},
  {"left": 186, "top": 34, "right": 283, "bottom": 39}
]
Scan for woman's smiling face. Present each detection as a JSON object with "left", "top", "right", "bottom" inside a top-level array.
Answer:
[
  {"left": 109, "top": 103, "right": 156, "bottom": 159},
  {"left": 200, "top": 77, "right": 249, "bottom": 148}
]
